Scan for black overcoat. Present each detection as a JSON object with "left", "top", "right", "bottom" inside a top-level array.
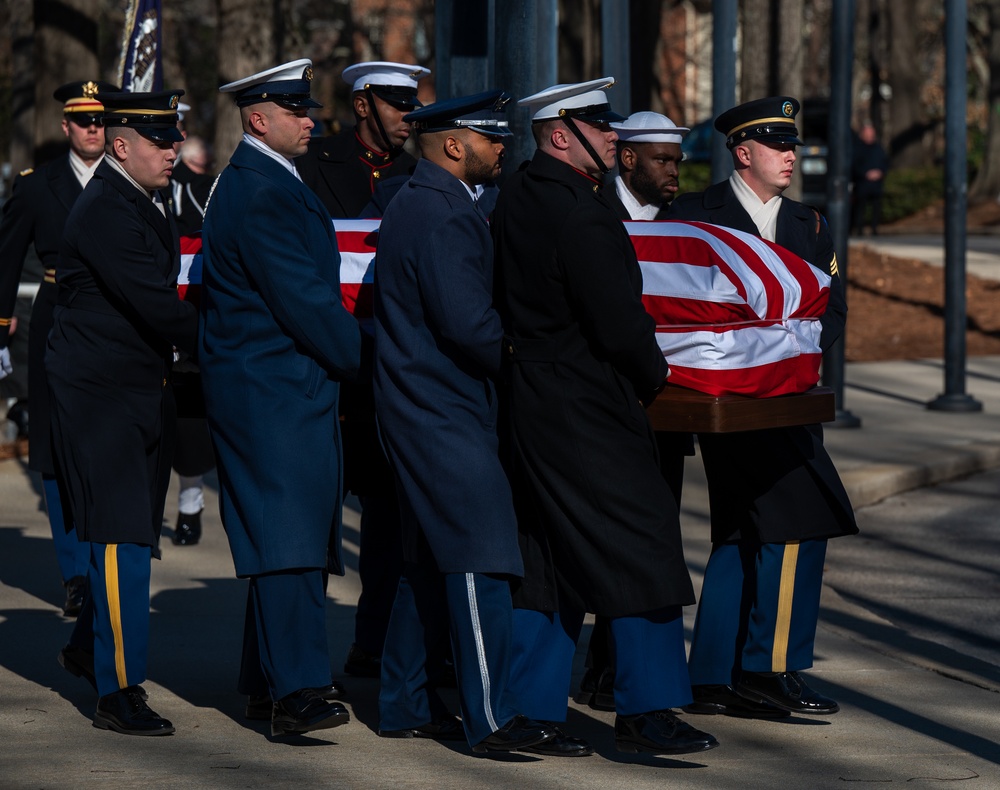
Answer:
[
  {"left": 668, "top": 179, "right": 858, "bottom": 543},
  {"left": 0, "top": 153, "right": 82, "bottom": 474},
  {"left": 492, "top": 151, "right": 695, "bottom": 617},
  {"left": 373, "top": 159, "right": 522, "bottom": 575},
  {"left": 297, "top": 127, "right": 417, "bottom": 220},
  {"left": 46, "top": 160, "right": 198, "bottom": 547}
]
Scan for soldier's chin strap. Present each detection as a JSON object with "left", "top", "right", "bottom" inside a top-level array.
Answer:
[
  {"left": 563, "top": 116, "right": 611, "bottom": 175},
  {"left": 364, "top": 86, "right": 398, "bottom": 154}
]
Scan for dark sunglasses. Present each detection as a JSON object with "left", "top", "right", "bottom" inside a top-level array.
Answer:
[{"left": 67, "top": 114, "right": 104, "bottom": 128}]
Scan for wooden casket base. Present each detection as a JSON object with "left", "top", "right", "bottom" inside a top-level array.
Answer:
[{"left": 648, "top": 385, "right": 836, "bottom": 433}]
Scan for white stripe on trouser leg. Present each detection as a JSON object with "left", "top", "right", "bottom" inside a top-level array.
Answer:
[{"left": 465, "top": 573, "right": 499, "bottom": 733}]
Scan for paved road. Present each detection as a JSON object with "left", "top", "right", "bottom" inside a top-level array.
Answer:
[
  {"left": 825, "top": 466, "right": 1000, "bottom": 682},
  {"left": 3, "top": 452, "right": 1000, "bottom": 788}
]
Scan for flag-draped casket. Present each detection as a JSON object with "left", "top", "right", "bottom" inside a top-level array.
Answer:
[{"left": 181, "top": 218, "right": 830, "bottom": 399}]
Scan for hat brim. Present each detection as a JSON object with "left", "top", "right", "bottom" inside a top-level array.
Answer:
[
  {"left": 135, "top": 126, "right": 185, "bottom": 144},
  {"left": 370, "top": 89, "right": 422, "bottom": 110},
  {"left": 469, "top": 125, "right": 513, "bottom": 139},
  {"left": 275, "top": 96, "right": 323, "bottom": 109},
  {"left": 574, "top": 108, "right": 627, "bottom": 124},
  {"left": 742, "top": 132, "right": 804, "bottom": 147}
]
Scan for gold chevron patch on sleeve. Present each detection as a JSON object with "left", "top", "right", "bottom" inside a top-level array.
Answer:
[{"left": 829, "top": 254, "right": 839, "bottom": 276}]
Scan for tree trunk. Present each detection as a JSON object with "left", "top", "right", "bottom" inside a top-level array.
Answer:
[
  {"left": 214, "top": 0, "right": 275, "bottom": 165},
  {"left": 8, "top": 0, "right": 35, "bottom": 173},
  {"left": 34, "top": 0, "right": 100, "bottom": 164},
  {"left": 970, "top": 0, "right": 1000, "bottom": 201},
  {"left": 885, "top": 0, "right": 934, "bottom": 167},
  {"left": 740, "top": 0, "right": 772, "bottom": 101}
]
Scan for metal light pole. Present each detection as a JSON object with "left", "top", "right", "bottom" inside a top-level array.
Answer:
[
  {"left": 601, "top": 2, "right": 631, "bottom": 117},
  {"left": 822, "top": 0, "right": 861, "bottom": 427},
  {"left": 434, "top": 0, "right": 494, "bottom": 100},
  {"left": 494, "top": 0, "right": 558, "bottom": 175},
  {"left": 711, "top": 0, "right": 737, "bottom": 184},
  {"left": 928, "top": 0, "right": 982, "bottom": 412}
]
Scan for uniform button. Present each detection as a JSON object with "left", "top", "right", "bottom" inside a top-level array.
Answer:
[
  {"left": 162, "top": 378, "right": 167, "bottom": 388},
  {"left": 373, "top": 170, "right": 381, "bottom": 179}
]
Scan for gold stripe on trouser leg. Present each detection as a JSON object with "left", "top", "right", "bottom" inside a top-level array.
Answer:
[
  {"left": 771, "top": 541, "right": 801, "bottom": 672},
  {"left": 104, "top": 544, "right": 129, "bottom": 688}
]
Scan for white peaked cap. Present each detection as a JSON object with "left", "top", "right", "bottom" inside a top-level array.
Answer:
[
  {"left": 517, "top": 78, "right": 624, "bottom": 123},
  {"left": 342, "top": 61, "right": 431, "bottom": 93}
]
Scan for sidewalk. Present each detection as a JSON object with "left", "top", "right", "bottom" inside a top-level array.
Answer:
[{"left": 1, "top": 356, "right": 999, "bottom": 788}]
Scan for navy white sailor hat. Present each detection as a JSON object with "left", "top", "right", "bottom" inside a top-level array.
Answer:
[
  {"left": 715, "top": 96, "right": 803, "bottom": 148},
  {"left": 611, "top": 111, "right": 689, "bottom": 144},
  {"left": 342, "top": 61, "right": 431, "bottom": 109},
  {"left": 97, "top": 90, "right": 185, "bottom": 143},
  {"left": 219, "top": 59, "right": 321, "bottom": 109},
  {"left": 405, "top": 90, "right": 513, "bottom": 138},
  {"left": 518, "top": 78, "right": 626, "bottom": 124},
  {"left": 53, "top": 80, "right": 119, "bottom": 124}
]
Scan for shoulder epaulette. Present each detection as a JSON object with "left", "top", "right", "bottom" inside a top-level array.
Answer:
[{"left": 19, "top": 168, "right": 34, "bottom": 177}]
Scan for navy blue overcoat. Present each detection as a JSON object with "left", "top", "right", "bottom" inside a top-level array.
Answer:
[
  {"left": 200, "top": 141, "right": 360, "bottom": 577},
  {"left": 373, "top": 158, "right": 522, "bottom": 577}
]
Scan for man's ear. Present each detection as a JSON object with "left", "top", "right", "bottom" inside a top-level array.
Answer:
[
  {"left": 550, "top": 124, "right": 571, "bottom": 151},
  {"left": 353, "top": 93, "right": 369, "bottom": 120},
  {"left": 619, "top": 145, "right": 636, "bottom": 173},
  {"left": 247, "top": 109, "right": 267, "bottom": 136},
  {"left": 734, "top": 143, "right": 752, "bottom": 167},
  {"left": 111, "top": 134, "right": 129, "bottom": 160},
  {"left": 444, "top": 134, "right": 463, "bottom": 162}
]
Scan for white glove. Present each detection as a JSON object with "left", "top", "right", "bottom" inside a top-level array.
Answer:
[{"left": 0, "top": 346, "right": 11, "bottom": 380}]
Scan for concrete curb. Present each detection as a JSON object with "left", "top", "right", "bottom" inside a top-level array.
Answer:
[{"left": 840, "top": 440, "right": 1000, "bottom": 509}]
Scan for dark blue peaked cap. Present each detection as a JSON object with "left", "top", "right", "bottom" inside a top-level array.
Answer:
[
  {"left": 98, "top": 90, "right": 185, "bottom": 143},
  {"left": 405, "top": 90, "right": 513, "bottom": 137}
]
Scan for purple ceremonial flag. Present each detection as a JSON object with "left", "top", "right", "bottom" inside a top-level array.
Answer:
[{"left": 118, "top": 0, "right": 164, "bottom": 92}]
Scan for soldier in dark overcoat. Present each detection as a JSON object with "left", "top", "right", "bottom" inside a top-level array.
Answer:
[
  {"left": 297, "top": 61, "right": 429, "bottom": 680},
  {"left": 0, "top": 80, "right": 116, "bottom": 616},
  {"left": 668, "top": 96, "right": 859, "bottom": 718},
  {"left": 372, "top": 91, "right": 555, "bottom": 755},
  {"left": 492, "top": 79, "right": 717, "bottom": 756},
  {"left": 200, "top": 60, "right": 360, "bottom": 738},
  {"left": 47, "top": 90, "right": 197, "bottom": 735},
  {"left": 573, "top": 111, "right": 694, "bottom": 713}
]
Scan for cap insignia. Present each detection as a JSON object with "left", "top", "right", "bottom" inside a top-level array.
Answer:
[
  {"left": 83, "top": 81, "right": 99, "bottom": 99},
  {"left": 782, "top": 101, "right": 794, "bottom": 117},
  {"left": 304, "top": 66, "right": 314, "bottom": 81}
]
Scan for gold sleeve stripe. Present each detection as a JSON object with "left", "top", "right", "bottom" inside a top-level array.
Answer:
[
  {"left": 0, "top": 317, "right": 12, "bottom": 326},
  {"left": 829, "top": 254, "right": 839, "bottom": 276}
]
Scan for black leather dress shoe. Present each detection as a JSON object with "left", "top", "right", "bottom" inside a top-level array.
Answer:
[
  {"left": 344, "top": 643, "right": 381, "bottom": 678},
  {"left": 245, "top": 680, "right": 347, "bottom": 720},
  {"left": 62, "top": 575, "right": 86, "bottom": 617},
  {"left": 58, "top": 644, "right": 97, "bottom": 691},
  {"left": 471, "top": 715, "right": 556, "bottom": 754},
  {"left": 572, "top": 666, "right": 615, "bottom": 711},
  {"left": 614, "top": 710, "right": 719, "bottom": 755},
  {"left": 172, "top": 510, "right": 202, "bottom": 546},
  {"left": 379, "top": 713, "right": 464, "bottom": 740},
  {"left": 736, "top": 671, "right": 840, "bottom": 715},
  {"left": 519, "top": 725, "right": 594, "bottom": 757},
  {"left": 271, "top": 688, "right": 350, "bottom": 736},
  {"left": 93, "top": 686, "right": 174, "bottom": 736},
  {"left": 684, "top": 684, "right": 790, "bottom": 719}
]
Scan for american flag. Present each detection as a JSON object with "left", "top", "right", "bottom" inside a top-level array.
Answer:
[
  {"left": 183, "top": 219, "right": 830, "bottom": 399},
  {"left": 117, "top": 0, "right": 163, "bottom": 93}
]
